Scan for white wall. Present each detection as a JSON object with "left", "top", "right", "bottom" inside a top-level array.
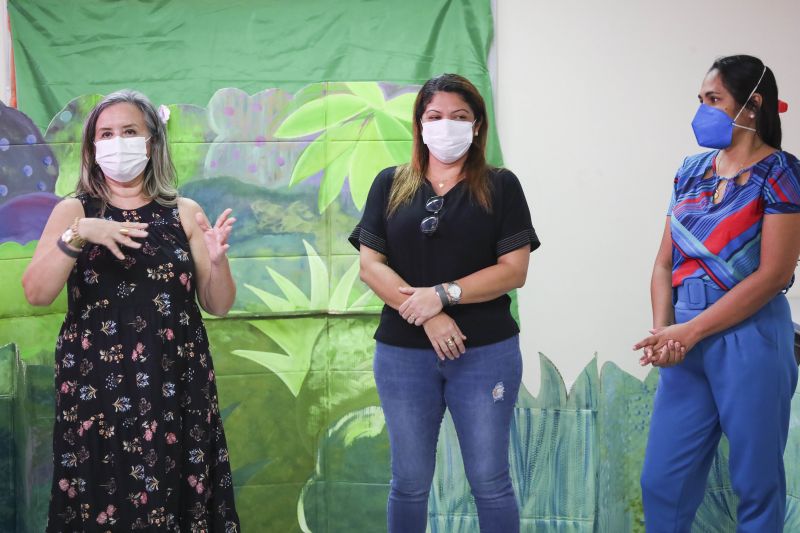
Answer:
[{"left": 496, "top": 0, "right": 800, "bottom": 393}]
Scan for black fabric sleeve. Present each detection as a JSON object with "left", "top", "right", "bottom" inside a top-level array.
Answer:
[
  {"left": 348, "top": 167, "right": 395, "bottom": 254},
  {"left": 495, "top": 169, "right": 540, "bottom": 257}
]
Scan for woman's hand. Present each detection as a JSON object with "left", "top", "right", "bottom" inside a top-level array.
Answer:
[
  {"left": 179, "top": 199, "right": 236, "bottom": 316},
  {"left": 195, "top": 208, "right": 235, "bottom": 264},
  {"left": 638, "top": 339, "right": 686, "bottom": 368},
  {"left": 77, "top": 218, "right": 149, "bottom": 260},
  {"left": 634, "top": 324, "right": 697, "bottom": 367},
  {"left": 398, "top": 286, "right": 443, "bottom": 325},
  {"left": 422, "top": 313, "right": 467, "bottom": 360}
]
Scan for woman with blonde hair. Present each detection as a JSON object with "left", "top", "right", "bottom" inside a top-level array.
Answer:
[{"left": 23, "top": 89, "right": 240, "bottom": 531}]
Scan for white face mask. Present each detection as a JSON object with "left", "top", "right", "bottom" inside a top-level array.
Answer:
[
  {"left": 421, "top": 119, "right": 475, "bottom": 164},
  {"left": 95, "top": 136, "right": 150, "bottom": 183}
]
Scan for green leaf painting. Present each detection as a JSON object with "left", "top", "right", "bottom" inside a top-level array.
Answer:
[
  {"left": 347, "top": 82, "right": 387, "bottom": 109},
  {"left": 232, "top": 241, "right": 379, "bottom": 399},
  {"left": 242, "top": 240, "right": 379, "bottom": 315},
  {"left": 232, "top": 318, "right": 325, "bottom": 397},
  {"left": 275, "top": 82, "right": 417, "bottom": 211},
  {"left": 275, "top": 94, "right": 367, "bottom": 139}
]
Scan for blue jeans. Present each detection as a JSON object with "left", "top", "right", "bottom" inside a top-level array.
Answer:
[
  {"left": 641, "top": 280, "right": 798, "bottom": 532},
  {"left": 374, "top": 335, "right": 522, "bottom": 533}
]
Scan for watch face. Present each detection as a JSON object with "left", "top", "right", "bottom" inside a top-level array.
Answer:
[
  {"left": 61, "top": 228, "right": 74, "bottom": 243},
  {"left": 447, "top": 284, "right": 461, "bottom": 299}
]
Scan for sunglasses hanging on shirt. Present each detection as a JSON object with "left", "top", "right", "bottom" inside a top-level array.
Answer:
[{"left": 420, "top": 195, "right": 444, "bottom": 235}]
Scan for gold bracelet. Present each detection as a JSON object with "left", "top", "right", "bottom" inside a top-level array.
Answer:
[{"left": 68, "top": 217, "right": 87, "bottom": 248}]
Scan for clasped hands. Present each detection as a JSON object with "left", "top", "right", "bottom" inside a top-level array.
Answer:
[
  {"left": 633, "top": 323, "right": 700, "bottom": 367},
  {"left": 397, "top": 285, "right": 466, "bottom": 360}
]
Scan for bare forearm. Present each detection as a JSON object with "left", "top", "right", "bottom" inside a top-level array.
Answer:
[
  {"left": 650, "top": 264, "right": 674, "bottom": 328},
  {"left": 456, "top": 262, "right": 526, "bottom": 305},
  {"left": 360, "top": 261, "right": 409, "bottom": 311},
  {"left": 687, "top": 270, "right": 787, "bottom": 340},
  {"left": 22, "top": 199, "right": 84, "bottom": 306},
  {"left": 22, "top": 244, "right": 75, "bottom": 306},
  {"left": 200, "top": 259, "right": 236, "bottom": 316}
]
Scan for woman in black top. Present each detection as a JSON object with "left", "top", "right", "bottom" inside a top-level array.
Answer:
[{"left": 350, "top": 74, "right": 539, "bottom": 533}]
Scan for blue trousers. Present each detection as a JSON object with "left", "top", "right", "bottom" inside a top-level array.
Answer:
[
  {"left": 374, "top": 335, "right": 522, "bottom": 533},
  {"left": 641, "top": 279, "right": 798, "bottom": 532}
]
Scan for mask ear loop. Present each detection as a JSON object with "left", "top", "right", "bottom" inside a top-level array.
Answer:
[{"left": 732, "top": 65, "right": 767, "bottom": 132}]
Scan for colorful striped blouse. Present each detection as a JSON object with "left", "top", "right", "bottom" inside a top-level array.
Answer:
[{"left": 668, "top": 150, "right": 800, "bottom": 290}]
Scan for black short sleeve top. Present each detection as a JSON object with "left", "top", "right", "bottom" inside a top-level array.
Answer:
[{"left": 349, "top": 166, "right": 540, "bottom": 348}]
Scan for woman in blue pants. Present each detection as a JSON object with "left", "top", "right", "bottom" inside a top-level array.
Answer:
[{"left": 635, "top": 55, "right": 800, "bottom": 532}]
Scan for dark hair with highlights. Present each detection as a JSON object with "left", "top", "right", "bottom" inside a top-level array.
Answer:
[{"left": 387, "top": 73, "right": 492, "bottom": 215}]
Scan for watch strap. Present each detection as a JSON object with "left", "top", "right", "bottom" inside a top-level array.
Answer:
[
  {"left": 434, "top": 284, "right": 450, "bottom": 307},
  {"left": 56, "top": 236, "right": 81, "bottom": 258}
]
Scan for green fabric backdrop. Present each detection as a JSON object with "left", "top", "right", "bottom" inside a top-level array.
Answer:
[{"left": 9, "top": 0, "right": 498, "bottom": 149}]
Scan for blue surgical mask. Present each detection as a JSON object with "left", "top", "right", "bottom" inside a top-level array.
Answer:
[{"left": 691, "top": 65, "right": 766, "bottom": 149}]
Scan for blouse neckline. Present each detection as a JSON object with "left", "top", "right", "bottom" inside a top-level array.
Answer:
[
  {"left": 707, "top": 149, "right": 780, "bottom": 181},
  {"left": 106, "top": 198, "right": 158, "bottom": 212},
  {"left": 423, "top": 178, "right": 465, "bottom": 198}
]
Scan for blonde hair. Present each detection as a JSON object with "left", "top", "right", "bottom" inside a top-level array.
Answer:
[
  {"left": 76, "top": 89, "right": 178, "bottom": 209},
  {"left": 387, "top": 74, "right": 492, "bottom": 216}
]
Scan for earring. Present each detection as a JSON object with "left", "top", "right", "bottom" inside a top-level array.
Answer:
[{"left": 750, "top": 113, "right": 755, "bottom": 119}]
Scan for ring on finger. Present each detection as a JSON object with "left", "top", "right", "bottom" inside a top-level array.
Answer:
[
  {"left": 445, "top": 338, "right": 455, "bottom": 347},
  {"left": 119, "top": 227, "right": 130, "bottom": 235}
]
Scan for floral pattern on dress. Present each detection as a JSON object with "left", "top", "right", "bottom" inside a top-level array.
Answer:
[{"left": 47, "top": 195, "right": 240, "bottom": 532}]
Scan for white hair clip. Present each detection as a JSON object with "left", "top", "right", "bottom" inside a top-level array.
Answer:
[{"left": 157, "top": 104, "right": 171, "bottom": 125}]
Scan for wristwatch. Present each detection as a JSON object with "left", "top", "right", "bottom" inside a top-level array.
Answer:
[
  {"left": 60, "top": 217, "right": 87, "bottom": 249},
  {"left": 445, "top": 281, "right": 462, "bottom": 305}
]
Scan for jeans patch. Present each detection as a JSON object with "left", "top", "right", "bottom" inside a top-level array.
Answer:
[{"left": 492, "top": 382, "right": 505, "bottom": 402}]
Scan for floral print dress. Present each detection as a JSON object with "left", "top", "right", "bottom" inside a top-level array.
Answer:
[{"left": 47, "top": 196, "right": 240, "bottom": 532}]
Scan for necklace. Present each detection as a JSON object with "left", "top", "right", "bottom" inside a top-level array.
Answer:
[
  {"left": 432, "top": 175, "right": 461, "bottom": 189},
  {"left": 712, "top": 180, "right": 727, "bottom": 202},
  {"left": 713, "top": 149, "right": 759, "bottom": 201},
  {"left": 429, "top": 164, "right": 464, "bottom": 189}
]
